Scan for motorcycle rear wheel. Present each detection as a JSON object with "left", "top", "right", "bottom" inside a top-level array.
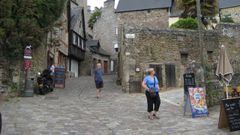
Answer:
[{"left": 0, "top": 112, "right": 2, "bottom": 134}]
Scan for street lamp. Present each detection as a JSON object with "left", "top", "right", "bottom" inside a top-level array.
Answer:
[{"left": 196, "top": 0, "right": 206, "bottom": 86}]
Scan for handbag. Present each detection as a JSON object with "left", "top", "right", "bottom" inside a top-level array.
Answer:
[{"left": 147, "top": 77, "right": 157, "bottom": 97}]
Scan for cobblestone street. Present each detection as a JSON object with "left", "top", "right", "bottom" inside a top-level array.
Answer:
[{"left": 1, "top": 75, "right": 240, "bottom": 135}]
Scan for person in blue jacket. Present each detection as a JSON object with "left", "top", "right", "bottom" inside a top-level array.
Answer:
[{"left": 94, "top": 63, "right": 104, "bottom": 98}]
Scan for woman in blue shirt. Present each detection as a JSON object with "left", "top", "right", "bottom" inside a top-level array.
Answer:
[{"left": 142, "top": 68, "right": 161, "bottom": 120}]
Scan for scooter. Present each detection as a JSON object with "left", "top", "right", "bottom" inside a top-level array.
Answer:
[
  {"left": 0, "top": 112, "right": 1, "bottom": 134},
  {"left": 0, "top": 89, "right": 4, "bottom": 134},
  {"left": 0, "top": 110, "right": 1, "bottom": 134},
  {"left": 36, "top": 69, "right": 54, "bottom": 95}
]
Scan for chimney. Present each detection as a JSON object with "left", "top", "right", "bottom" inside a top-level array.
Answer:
[{"left": 87, "top": 6, "right": 91, "bottom": 13}]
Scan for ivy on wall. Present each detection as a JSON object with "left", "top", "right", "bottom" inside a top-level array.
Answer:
[{"left": 0, "top": 0, "right": 66, "bottom": 59}]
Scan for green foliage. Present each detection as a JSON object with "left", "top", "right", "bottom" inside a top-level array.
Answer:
[
  {"left": 34, "top": 0, "right": 67, "bottom": 28},
  {"left": 170, "top": 18, "right": 198, "bottom": 30},
  {"left": 88, "top": 7, "right": 101, "bottom": 30},
  {"left": 221, "top": 15, "right": 234, "bottom": 23},
  {"left": 0, "top": 0, "right": 66, "bottom": 59}
]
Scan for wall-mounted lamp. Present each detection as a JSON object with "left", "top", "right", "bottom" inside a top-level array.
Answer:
[
  {"left": 135, "top": 67, "right": 141, "bottom": 72},
  {"left": 114, "top": 43, "right": 119, "bottom": 52}
]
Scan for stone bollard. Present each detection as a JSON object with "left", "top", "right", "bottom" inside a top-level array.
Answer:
[{"left": 23, "top": 70, "right": 34, "bottom": 97}]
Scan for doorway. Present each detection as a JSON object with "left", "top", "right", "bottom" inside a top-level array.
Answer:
[
  {"left": 47, "top": 51, "right": 54, "bottom": 68},
  {"left": 104, "top": 61, "right": 108, "bottom": 74},
  {"left": 149, "top": 64, "right": 163, "bottom": 87},
  {"left": 165, "top": 64, "right": 176, "bottom": 87}
]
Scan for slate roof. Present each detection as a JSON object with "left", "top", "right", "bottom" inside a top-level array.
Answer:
[
  {"left": 170, "top": 0, "right": 183, "bottom": 17},
  {"left": 86, "top": 40, "right": 99, "bottom": 47},
  {"left": 70, "top": 7, "right": 82, "bottom": 30},
  {"left": 115, "top": 0, "right": 172, "bottom": 13},
  {"left": 86, "top": 40, "right": 110, "bottom": 56},
  {"left": 219, "top": 0, "right": 240, "bottom": 9}
]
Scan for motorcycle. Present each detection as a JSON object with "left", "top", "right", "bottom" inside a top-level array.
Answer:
[
  {"left": 36, "top": 69, "right": 54, "bottom": 95},
  {"left": 0, "top": 89, "right": 4, "bottom": 134}
]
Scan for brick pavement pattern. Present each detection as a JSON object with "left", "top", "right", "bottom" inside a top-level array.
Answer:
[{"left": 1, "top": 75, "right": 240, "bottom": 135}]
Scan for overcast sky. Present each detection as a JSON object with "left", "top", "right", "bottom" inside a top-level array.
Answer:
[
  {"left": 87, "top": 0, "right": 119, "bottom": 10},
  {"left": 88, "top": 0, "right": 104, "bottom": 10}
]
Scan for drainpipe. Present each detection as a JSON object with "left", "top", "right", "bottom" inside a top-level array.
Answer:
[{"left": 67, "top": 0, "right": 72, "bottom": 71}]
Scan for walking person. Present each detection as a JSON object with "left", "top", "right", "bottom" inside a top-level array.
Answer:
[
  {"left": 49, "top": 64, "right": 55, "bottom": 89},
  {"left": 142, "top": 68, "right": 161, "bottom": 120},
  {"left": 94, "top": 63, "right": 104, "bottom": 98}
]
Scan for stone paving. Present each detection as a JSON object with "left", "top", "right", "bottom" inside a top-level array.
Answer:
[{"left": 0, "top": 75, "right": 240, "bottom": 135}]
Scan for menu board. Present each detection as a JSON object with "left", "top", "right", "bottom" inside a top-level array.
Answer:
[
  {"left": 184, "top": 73, "right": 196, "bottom": 86},
  {"left": 54, "top": 66, "right": 65, "bottom": 88},
  {"left": 222, "top": 98, "right": 240, "bottom": 132}
]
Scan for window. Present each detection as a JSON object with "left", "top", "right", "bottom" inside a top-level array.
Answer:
[
  {"left": 207, "top": 51, "right": 213, "bottom": 63},
  {"left": 72, "top": 32, "right": 79, "bottom": 45},
  {"left": 79, "top": 21, "right": 82, "bottom": 29},
  {"left": 75, "top": 34, "right": 78, "bottom": 45},
  {"left": 115, "top": 27, "right": 118, "bottom": 35},
  {"left": 78, "top": 37, "right": 81, "bottom": 47},
  {"left": 81, "top": 39, "right": 85, "bottom": 50},
  {"left": 60, "top": 28, "right": 64, "bottom": 38},
  {"left": 181, "top": 53, "right": 188, "bottom": 65},
  {"left": 72, "top": 33, "right": 76, "bottom": 45}
]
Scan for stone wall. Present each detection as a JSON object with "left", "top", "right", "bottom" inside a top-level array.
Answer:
[
  {"left": 0, "top": 36, "right": 48, "bottom": 94},
  {"left": 0, "top": 58, "right": 6, "bottom": 86},
  {"left": 221, "top": 6, "right": 240, "bottom": 23},
  {"left": 80, "top": 48, "right": 111, "bottom": 76},
  {"left": 117, "top": 9, "right": 169, "bottom": 30},
  {"left": 93, "top": 0, "right": 118, "bottom": 56},
  {"left": 48, "top": 5, "right": 69, "bottom": 69},
  {"left": 0, "top": 57, "right": 25, "bottom": 95},
  {"left": 32, "top": 43, "right": 48, "bottom": 73},
  {"left": 215, "top": 24, "right": 240, "bottom": 105},
  {"left": 119, "top": 24, "right": 240, "bottom": 96},
  {"left": 79, "top": 48, "right": 92, "bottom": 76}
]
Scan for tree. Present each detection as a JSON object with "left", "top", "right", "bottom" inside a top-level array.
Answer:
[
  {"left": 34, "top": 0, "right": 67, "bottom": 28},
  {"left": 88, "top": 7, "right": 101, "bottom": 30},
  {"left": 176, "top": 0, "right": 218, "bottom": 25},
  {"left": 0, "top": 0, "right": 66, "bottom": 59}
]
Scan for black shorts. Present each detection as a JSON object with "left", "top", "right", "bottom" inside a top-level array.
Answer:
[{"left": 95, "top": 81, "right": 103, "bottom": 89}]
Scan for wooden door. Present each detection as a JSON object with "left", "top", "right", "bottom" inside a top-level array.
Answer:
[
  {"left": 165, "top": 64, "right": 176, "bottom": 87},
  {"left": 104, "top": 61, "right": 108, "bottom": 74},
  {"left": 149, "top": 64, "right": 163, "bottom": 87}
]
